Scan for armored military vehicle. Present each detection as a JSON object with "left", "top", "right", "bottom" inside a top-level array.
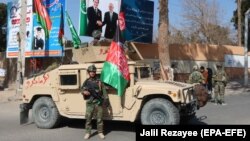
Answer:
[{"left": 20, "top": 44, "right": 201, "bottom": 128}]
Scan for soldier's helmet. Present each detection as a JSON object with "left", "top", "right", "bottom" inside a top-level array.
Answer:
[
  {"left": 216, "top": 63, "right": 222, "bottom": 68},
  {"left": 92, "top": 30, "right": 102, "bottom": 39},
  {"left": 193, "top": 65, "right": 198, "bottom": 71},
  {"left": 87, "top": 65, "right": 97, "bottom": 72}
]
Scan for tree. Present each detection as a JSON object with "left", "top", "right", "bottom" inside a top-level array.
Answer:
[
  {"left": 0, "top": 3, "right": 7, "bottom": 52},
  {"left": 158, "top": 0, "right": 171, "bottom": 79},
  {"left": 181, "top": 0, "right": 233, "bottom": 45},
  {"left": 232, "top": 0, "right": 250, "bottom": 45},
  {"left": 169, "top": 27, "right": 188, "bottom": 44}
]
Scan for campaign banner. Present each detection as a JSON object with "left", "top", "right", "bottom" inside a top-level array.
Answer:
[
  {"left": 6, "top": 0, "right": 65, "bottom": 58},
  {"left": 31, "top": 0, "right": 65, "bottom": 57},
  {"left": 85, "top": 0, "right": 120, "bottom": 38},
  {"left": 6, "top": 0, "right": 33, "bottom": 58},
  {"left": 122, "top": 0, "right": 154, "bottom": 43}
]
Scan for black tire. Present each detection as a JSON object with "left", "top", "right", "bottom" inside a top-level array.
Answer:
[
  {"left": 32, "top": 97, "right": 61, "bottom": 129},
  {"left": 141, "top": 98, "right": 180, "bottom": 125}
]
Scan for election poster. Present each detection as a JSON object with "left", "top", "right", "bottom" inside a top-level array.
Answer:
[
  {"left": 31, "top": 0, "right": 65, "bottom": 57},
  {"left": 6, "top": 0, "right": 65, "bottom": 58},
  {"left": 6, "top": 0, "right": 33, "bottom": 58}
]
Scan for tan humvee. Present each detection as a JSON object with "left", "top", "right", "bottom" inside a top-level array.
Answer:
[{"left": 20, "top": 45, "right": 199, "bottom": 128}]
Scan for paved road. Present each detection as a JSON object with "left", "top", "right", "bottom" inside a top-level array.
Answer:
[
  {"left": 0, "top": 101, "right": 135, "bottom": 141},
  {"left": 189, "top": 92, "right": 250, "bottom": 125},
  {"left": 0, "top": 91, "right": 250, "bottom": 141}
]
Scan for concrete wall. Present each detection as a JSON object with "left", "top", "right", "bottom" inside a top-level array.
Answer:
[{"left": 133, "top": 43, "right": 250, "bottom": 81}]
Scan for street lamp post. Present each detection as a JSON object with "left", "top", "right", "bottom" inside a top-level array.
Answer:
[{"left": 244, "top": 9, "right": 250, "bottom": 87}]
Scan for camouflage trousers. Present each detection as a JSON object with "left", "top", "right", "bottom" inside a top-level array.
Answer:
[
  {"left": 85, "top": 101, "right": 103, "bottom": 134},
  {"left": 214, "top": 82, "right": 225, "bottom": 103}
]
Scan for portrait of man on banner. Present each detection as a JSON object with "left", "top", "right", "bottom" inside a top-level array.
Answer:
[
  {"left": 84, "top": 0, "right": 120, "bottom": 39},
  {"left": 32, "top": 26, "right": 45, "bottom": 50},
  {"left": 10, "top": 5, "right": 18, "bottom": 19},
  {"left": 86, "top": 0, "right": 103, "bottom": 38}
]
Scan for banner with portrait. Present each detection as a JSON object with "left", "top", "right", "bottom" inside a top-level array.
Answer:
[
  {"left": 83, "top": 0, "right": 154, "bottom": 43},
  {"left": 30, "top": 0, "right": 65, "bottom": 57},
  {"left": 6, "top": 0, "right": 65, "bottom": 58},
  {"left": 84, "top": 0, "right": 120, "bottom": 38},
  {"left": 6, "top": 0, "right": 33, "bottom": 58}
]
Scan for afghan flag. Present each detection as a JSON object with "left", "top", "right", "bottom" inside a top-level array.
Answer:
[
  {"left": 66, "top": 11, "right": 81, "bottom": 48},
  {"left": 79, "top": 0, "right": 87, "bottom": 36},
  {"left": 33, "top": 0, "right": 52, "bottom": 38},
  {"left": 100, "top": 27, "right": 129, "bottom": 96},
  {"left": 118, "top": 12, "right": 126, "bottom": 31}
]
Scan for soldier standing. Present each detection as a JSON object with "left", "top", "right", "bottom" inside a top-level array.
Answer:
[
  {"left": 213, "top": 63, "right": 228, "bottom": 105},
  {"left": 188, "top": 65, "right": 208, "bottom": 107},
  {"left": 188, "top": 65, "right": 204, "bottom": 84},
  {"left": 81, "top": 65, "right": 105, "bottom": 139}
]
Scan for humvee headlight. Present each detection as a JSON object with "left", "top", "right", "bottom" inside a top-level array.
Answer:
[{"left": 172, "top": 93, "right": 177, "bottom": 97}]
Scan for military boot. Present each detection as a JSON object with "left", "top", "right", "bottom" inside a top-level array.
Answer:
[
  {"left": 84, "top": 133, "right": 90, "bottom": 140},
  {"left": 98, "top": 133, "right": 105, "bottom": 139}
]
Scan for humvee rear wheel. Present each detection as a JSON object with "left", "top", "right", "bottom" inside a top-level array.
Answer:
[
  {"left": 32, "top": 97, "right": 61, "bottom": 129},
  {"left": 141, "top": 98, "right": 180, "bottom": 125}
]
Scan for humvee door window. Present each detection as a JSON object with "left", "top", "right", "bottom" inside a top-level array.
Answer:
[{"left": 60, "top": 75, "right": 77, "bottom": 85}]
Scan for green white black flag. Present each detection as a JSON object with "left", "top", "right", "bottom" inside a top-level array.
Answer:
[
  {"left": 66, "top": 11, "right": 81, "bottom": 48},
  {"left": 79, "top": 0, "right": 87, "bottom": 36}
]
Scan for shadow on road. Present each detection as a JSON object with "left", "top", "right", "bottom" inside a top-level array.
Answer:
[
  {"left": 180, "top": 115, "right": 208, "bottom": 125},
  {"left": 60, "top": 114, "right": 207, "bottom": 131},
  {"left": 60, "top": 118, "right": 136, "bottom": 133}
]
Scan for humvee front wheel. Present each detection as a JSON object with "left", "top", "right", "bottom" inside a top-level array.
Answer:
[
  {"left": 32, "top": 97, "right": 61, "bottom": 129},
  {"left": 141, "top": 98, "right": 180, "bottom": 125}
]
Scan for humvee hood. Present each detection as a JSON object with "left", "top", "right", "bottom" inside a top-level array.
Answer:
[{"left": 135, "top": 81, "right": 193, "bottom": 89}]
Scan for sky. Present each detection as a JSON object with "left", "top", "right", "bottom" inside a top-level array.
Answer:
[
  {"left": 169, "top": 0, "right": 236, "bottom": 28},
  {"left": 1, "top": 0, "right": 237, "bottom": 42}
]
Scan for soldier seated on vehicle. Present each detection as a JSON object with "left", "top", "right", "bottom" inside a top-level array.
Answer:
[{"left": 89, "top": 30, "right": 102, "bottom": 46}]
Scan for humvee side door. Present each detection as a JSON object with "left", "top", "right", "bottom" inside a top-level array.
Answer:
[{"left": 58, "top": 69, "right": 86, "bottom": 116}]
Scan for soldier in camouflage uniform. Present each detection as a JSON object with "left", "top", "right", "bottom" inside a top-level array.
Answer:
[
  {"left": 213, "top": 63, "right": 228, "bottom": 105},
  {"left": 188, "top": 65, "right": 204, "bottom": 84},
  {"left": 81, "top": 65, "right": 106, "bottom": 139}
]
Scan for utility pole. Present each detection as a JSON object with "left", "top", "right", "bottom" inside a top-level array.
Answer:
[
  {"left": 237, "top": 0, "right": 242, "bottom": 46},
  {"left": 244, "top": 9, "right": 250, "bottom": 87},
  {"left": 16, "top": 0, "right": 27, "bottom": 97}
]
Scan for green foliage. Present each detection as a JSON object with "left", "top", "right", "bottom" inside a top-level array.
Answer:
[{"left": 0, "top": 3, "right": 7, "bottom": 52}]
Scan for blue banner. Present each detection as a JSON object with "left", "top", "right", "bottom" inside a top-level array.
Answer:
[
  {"left": 31, "top": 0, "right": 65, "bottom": 57},
  {"left": 122, "top": 0, "right": 154, "bottom": 43}
]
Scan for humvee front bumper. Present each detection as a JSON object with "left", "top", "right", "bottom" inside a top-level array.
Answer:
[{"left": 20, "top": 103, "right": 30, "bottom": 124}]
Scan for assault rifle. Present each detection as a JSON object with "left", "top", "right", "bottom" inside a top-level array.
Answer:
[
  {"left": 81, "top": 80, "right": 110, "bottom": 106},
  {"left": 85, "top": 87, "right": 104, "bottom": 105}
]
